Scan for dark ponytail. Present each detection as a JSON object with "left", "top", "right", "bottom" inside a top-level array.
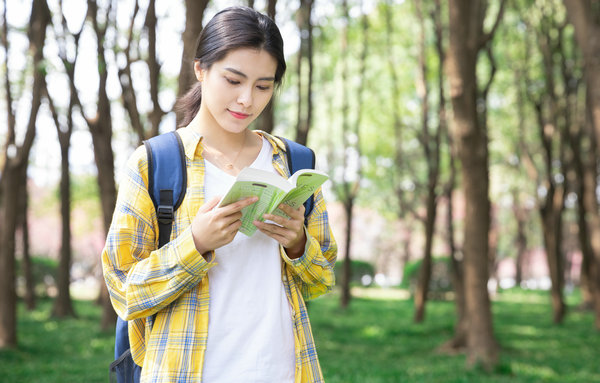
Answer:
[
  {"left": 175, "top": 82, "right": 202, "bottom": 129},
  {"left": 175, "top": 6, "right": 286, "bottom": 128}
]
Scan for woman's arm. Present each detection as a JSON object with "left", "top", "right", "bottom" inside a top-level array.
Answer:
[
  {"left": 101, "top": 146, "right": 214, "bottom": 321},
  {"left": 279, "top": 187, "right": 338, "bottom": 301}
]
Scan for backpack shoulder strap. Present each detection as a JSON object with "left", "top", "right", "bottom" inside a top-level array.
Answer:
[
  {"left": 143, "top": 131, "right": 187, "bottom": 248},
  {"left": 278, "top": 137, "right": 316, "bottom": 223}
]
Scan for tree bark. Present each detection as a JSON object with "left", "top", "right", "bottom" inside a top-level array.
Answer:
[
  {"left": 294, "top": 0, "right": 314, "bottom": 145},
  {"left": 267, "top": 0, "right": 277, "bottom": 19},
  {"left": 18, "top": 176, "right": 35, "bottom": 310},
  {"left": 577, "top": 90, "right": 600, "bottom": 325},
  {"left": 563, "top": 0, "right": 600, "bottom": 329},
  {"left": 571, "top": 126, "right": 599, "bottom": 314},
  {"left": 564, "top": 1, "right": 600, "bottom": 152},
  {"left": 45, "top": 74, "right": 76, "bottom": 318},
  {"left": 176, "top": 0, "right": 209, "bottom": 125},
  {"left": 413, "top": 0, "right": 442, "bottom": 324},
  {"left": 52, "top": 129, "right": 76, "bottom": 318},
  {"left": 336, "top": 0, "right": 367, "bottom": 309},
  {"left": 447, "top": 0, "right": 501, "bottom": 370},
  {"left": 338, "top": 0, "right": 352, "bottom": 309},
  {"left": 83, "top": 0, "right": 118, "bottom": 330},
  {"left": 0, "top": 0, "right": 50, "bottom": 348},
  {"left": 340, "top": 199, "right": 354, "bottom": 309},
  {"left": 512, "top": 195, "right": 528, "bottom": 287},
  {"left": 255, "top": 0, "right": 278, "bottom": 134}
]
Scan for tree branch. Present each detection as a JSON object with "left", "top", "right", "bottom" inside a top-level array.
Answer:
[{"left": 479, "top": 0, "right": 507, "bottom": 49}]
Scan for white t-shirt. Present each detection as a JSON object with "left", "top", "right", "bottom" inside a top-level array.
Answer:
[{"left": 201, "top": 137, "right": 296, "bottom": 383}]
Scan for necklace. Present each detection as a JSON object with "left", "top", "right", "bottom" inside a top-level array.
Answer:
[{"left": 205, "top": 132, "right": 247, "bottom": 170}]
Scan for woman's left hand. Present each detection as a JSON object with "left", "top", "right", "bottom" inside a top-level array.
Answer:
[{"left": 254, "top": 204, "right": 306, "bottom": 259}]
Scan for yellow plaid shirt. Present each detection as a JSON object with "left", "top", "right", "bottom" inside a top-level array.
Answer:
[{"left": 102, "top": 127, "right": 337, "bottom": 382}]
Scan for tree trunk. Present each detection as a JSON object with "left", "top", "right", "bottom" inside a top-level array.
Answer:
[
  {"left": 145, "top": 0, "right": 164, "bottom": 138},
  {"left": 575, "top": 155, "right": 597, "bottom": 311},
  {"left": 17, "top": 165, "right": 35, "bottom": 310},
  {"left": 578, "top": 92, "right": 600, "bottom": 325},
  {"left": 21, "top": 196, "right": 35, "bottom": 311},
  {"left": 0, "top": 170, "right": 20, "bottom": 348},
  {"left": 0, "top": 0, "right": 50, "bottom": 348},
  {"left": 51, "top": 114, "right": 76, "bottom": 319},
  {"left": 413, "top": 0, "right": 442, "bottom": 324},
  {"left": 294, "top": 0, "right": 314, "bottom": 146},
  {"left": 512, "top": 199, "right": 527, "bottom": 287},
  {"left": 540, "top": 199, "right": 566, "bottom": 323},
  {"left": 444, "top": 141, "right": 467, "bottom": 350},
  {"left": 255, "top": 0, "right": 277, "bottom": 134},
  {"left": 447, "top": 0, "right": 500, "bottom": 370},
  {"left": 177, "top": 0, "right": 209, "bottom": 126},
  {"left": 564, "top": 0, "right": 600, "bottom": 329},
  {"left": 177, "top": 0, "right": 209, "bottom": 96},
  {"left": 335, "top": 0, "right": 367, "bottom": 310},
  {"left": 118, "top": 0, "right": 166, "bottom": 143},
  {"left": 267, "top": 0, "right": 277, "bottom": 19},
  {"left": 564, "top": 1, "right": 600, "bottom": 152},
  {"left": 530, "top": 11, "right": 568, "bottom": 320},
  {"left": 84, "top": 0, "right": 118, "bottom": 330},
  {"left": 340, "top": 199, "right": 354, "bottom": 309},
  {"left": 413, "top": 193, "right": 436, "bottom": 322}
]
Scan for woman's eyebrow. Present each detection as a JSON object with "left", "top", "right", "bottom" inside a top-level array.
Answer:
[{"left": 224, "top": 67, "right": 275, "bottom": 82}]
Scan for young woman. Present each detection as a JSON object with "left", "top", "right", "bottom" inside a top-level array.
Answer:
[{"left": 102, "top": 6, "right": 337, "bottom": 383}]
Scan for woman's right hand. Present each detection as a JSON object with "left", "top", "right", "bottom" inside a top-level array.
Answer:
[{"left": 191, "top": 196, "right": 258, "bottom": 255}]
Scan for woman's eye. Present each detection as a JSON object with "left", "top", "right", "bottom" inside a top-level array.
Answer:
[
  {"left": 226, "top": 78, "right": 240, "bottom": 85},
  {"left": 257, "top": 85, "right": 271, "bottom": 91}
]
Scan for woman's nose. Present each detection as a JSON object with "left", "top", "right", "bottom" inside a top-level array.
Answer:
[{"left": 237, "top": 86, "right": 253, "bottom": 108}]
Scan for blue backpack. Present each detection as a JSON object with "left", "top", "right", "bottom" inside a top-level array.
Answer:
[{"left": 109, "top": 131, "right": 316, "bottom": 383}]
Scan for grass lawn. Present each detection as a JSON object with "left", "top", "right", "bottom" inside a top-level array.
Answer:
[{"left": 0, "top": 289, "right": 599, "bottom": 382}]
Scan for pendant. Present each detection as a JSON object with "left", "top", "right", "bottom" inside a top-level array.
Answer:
[{"left": 225, "top": 164, "right": 234, "bottom": 170}]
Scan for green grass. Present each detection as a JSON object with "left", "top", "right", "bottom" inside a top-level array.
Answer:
[
  {"left": 0, "top": 299, "right": 114, "bottom": 383},
  {"left": 310, "top": 289, "right": 600, "bottom": 383},
  {"left": 0, "top": 289, "right": 599, "bottom": 382}
]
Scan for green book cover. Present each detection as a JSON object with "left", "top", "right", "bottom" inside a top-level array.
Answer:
[{"left": 218, "top": 167, "right": 329, "bottom": 236}]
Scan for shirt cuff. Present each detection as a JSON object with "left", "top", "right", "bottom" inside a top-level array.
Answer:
[
  {"left": 174, "top": 226, "right": 216, "bottom": 276},
  {"left": 280, "top": 227, "right": 317, "bottom": 269}
]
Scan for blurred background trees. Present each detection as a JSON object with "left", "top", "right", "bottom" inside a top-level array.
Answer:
[{"left": 1, "top": 0, "right": 600, "bottom": 372}]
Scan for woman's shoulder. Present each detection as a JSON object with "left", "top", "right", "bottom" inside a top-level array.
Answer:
[
  {"left": 126, "top": 144, "right": 149, "bottom": 171},
  {"left": 253, "top": 130, "right": 286, "bottom": 152}
]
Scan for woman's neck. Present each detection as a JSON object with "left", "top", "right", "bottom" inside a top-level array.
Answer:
[{"left": 188, "top": 107, "right": 248, "bottom": 154}]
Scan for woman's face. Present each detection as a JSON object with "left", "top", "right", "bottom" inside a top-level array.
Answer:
[{"left": 195, "top": 48, "right": 278, "bottom": 134}]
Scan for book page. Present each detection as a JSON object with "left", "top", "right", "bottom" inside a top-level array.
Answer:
[
  {"left": 273, "top": 170, "right": 329, "bottom": 219},
  {"left": 218, "top": 167, "right": 292, "bottom": 236}
]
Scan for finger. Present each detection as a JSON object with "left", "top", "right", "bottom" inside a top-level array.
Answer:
[
  {"left": 262, "top": 213, "right": 291, "bottom": 227},
  {"left": 199, "top": 196, "right": 221, "bottom": 213},
  {"left": 254, "top": 221, "right": 290, "bottom": 243},
  {"left": 221, "top": 196, "right": 258, "bottom": 214},
  {"left": 223, "top": 219, "right": 242, "bottom": 236},
  {"left": 255, "top": 220, "right": 292, "bottom": 238},
  {"left": 278, "top": 203, "right": 305, "bottom": 220}
]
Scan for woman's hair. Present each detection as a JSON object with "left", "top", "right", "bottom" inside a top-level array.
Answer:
[{"left": 175, "top": 6, "right": 286, "bottom": 127}]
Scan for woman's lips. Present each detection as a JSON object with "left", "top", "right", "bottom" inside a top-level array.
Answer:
[{"left": 228, "top": 110, "right": 250, "bottom": 119}]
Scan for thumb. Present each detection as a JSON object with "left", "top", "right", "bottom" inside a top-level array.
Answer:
[{"left": 199, "top": 196, "right": 221, "bottom": 213}]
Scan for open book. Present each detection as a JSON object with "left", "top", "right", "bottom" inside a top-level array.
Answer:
[{"left": 218, "top": 167, "right": 329, "bottom": 236}]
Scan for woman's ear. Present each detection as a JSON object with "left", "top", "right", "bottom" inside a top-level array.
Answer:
[{"left": 194, "top": 61, "right": 204, "bottom": 82}]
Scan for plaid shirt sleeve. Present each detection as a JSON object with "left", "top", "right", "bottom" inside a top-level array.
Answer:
[
  {"left": 281, "top": 185, "right": 337, "bottom": 301},
  {"left": 101, "top": 146, "right": 215, "bottom": 320}
]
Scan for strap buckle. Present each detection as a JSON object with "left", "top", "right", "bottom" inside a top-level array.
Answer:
[{"left": 157, "top": 205, "right": 174, "bottom": 225}]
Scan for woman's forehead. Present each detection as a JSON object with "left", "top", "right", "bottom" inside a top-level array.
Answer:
[{"left": 213, "top": 48, "right": 277, "bottom": 79}]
